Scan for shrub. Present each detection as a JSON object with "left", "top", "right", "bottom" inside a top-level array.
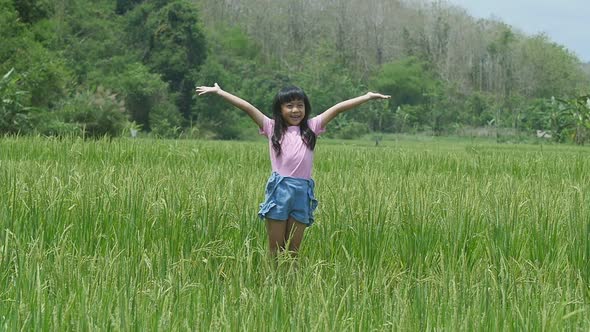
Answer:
[
  {"left": 0, "top": 68, "right": 34, "bottom": 135},
  {"left": 59, "top": 86, "right": 127, "bottom": 138},
  {"left": 149, "top": 101, "right": 183, "bottom": 138},
  {"left": 334, "top": 121, "right": 370, "bottom": 139}
]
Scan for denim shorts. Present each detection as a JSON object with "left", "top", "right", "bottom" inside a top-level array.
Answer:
[{"left": 258, "top": 172, "right": 318, "bottom": 226}]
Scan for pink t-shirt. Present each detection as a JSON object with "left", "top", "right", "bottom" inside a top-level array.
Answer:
[{"left": 259, "top": 115, "right": 326, "bottom": 179}]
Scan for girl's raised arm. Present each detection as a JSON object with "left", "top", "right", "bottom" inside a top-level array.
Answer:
[
  {"left": 196, "top": 83, "right": 266, "bottom": 128},
  {"left": 319, "top": 92, "right": 390, "bottom": 128}
]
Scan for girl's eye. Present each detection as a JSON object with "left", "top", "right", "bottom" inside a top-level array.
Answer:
[{"left": 285, "top": 103, "right": 303, "bottom": 109}]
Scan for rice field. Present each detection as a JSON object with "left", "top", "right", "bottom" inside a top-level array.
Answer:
[{"left": 1, "top": 136, "right": 589, "bottom": 331}]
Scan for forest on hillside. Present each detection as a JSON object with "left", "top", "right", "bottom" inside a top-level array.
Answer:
[{"left": 1, "top": 0, "right": 589, "bottom": 142}]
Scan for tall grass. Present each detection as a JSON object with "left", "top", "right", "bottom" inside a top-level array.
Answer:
[{"left": 1, "top": 136, "right": 588, "bottom": 330}]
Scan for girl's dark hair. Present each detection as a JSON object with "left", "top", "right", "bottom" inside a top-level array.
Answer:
[{"left": 271, "top": 86, "right": 316, "bottom": 156}]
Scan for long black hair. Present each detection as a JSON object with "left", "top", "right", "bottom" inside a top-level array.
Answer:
[{"left": 271, "top": 86, "right": 316, "bottom": 156}]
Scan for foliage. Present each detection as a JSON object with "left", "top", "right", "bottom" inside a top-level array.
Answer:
[
  {"left": 0, "top": 1, "right": 70, "bottom": 109},
  {"left": 115, "top": 0, "right": 143, "bottom": 15},
  {"left": 363, "top": 100, "right": 395, "bottom": 133},
  {"left": 193, "top": 24, "right": 284, "bottom": 139},
  {"left": 125, "top": 0, "right": 207, "bottom": 118},
  {"left": 105, "top": 62, "right": 176, "bottom": 132},
  {"left": 333, "top": 120, "right": 370, "bottom": 139},
  {"left": 0, "top": 0, "right": 588, "bottom": 139},
  {"left": 520, "top": 98, "right": 554, "bottom": 131},
  {"left": 58, "top": 0, "right": 127, "bottom": 84},
  {"left": 149, "top": 99, "right": 184, "bottom": 138},
  {"left": 556, "top": 95, "right": 590, "bottom": 144},
  {"left": 0, "top": 68, "right": 34, "bottom": 134},
  {"left": 0, "top": 0, "right": 209, "bottom": 137},
  {"left": 197, "top": 0, "right": 588, "bottom": 139},
  {"left": 517, "top": 34, "right": 586, "bottom": 98},
  {"left": 392, "top": 105, "right": 421, "bottom": 133},
  {"left": 58, "top": 86, "right": 128, "bottom": 138},
  {"left": 12, "top": 0, "right": 53, "bottom": 24},
  {"left": 1, "top": 138, "right": 589, "bottom": 330},
  {"left": 463, "top": 92, "right": 496, "bottom": 126},
  {"left": 289, "top": 45, "right": 363, "bottom": 114},
  {"left": 371, "top": 57, "right": 439, "bottom": 109},
  {"left": 34, "top": 114, "right": 81, "bottom": 137}
]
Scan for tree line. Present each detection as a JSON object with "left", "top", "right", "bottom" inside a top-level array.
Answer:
[
  {"left": 1, "top": 0, "right": 206, "bottom": 138},
  {"left": 197, "top": 0, "right": 590, "bottom": 142},
  {"left": 1, "top": 0, "right": 589, "bottom": 142}
]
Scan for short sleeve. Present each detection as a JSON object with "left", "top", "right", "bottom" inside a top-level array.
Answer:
[
  {"left": 308, "top": 114, "right": 326, "bottom": 136},
  {"left": 259, "top": 116, "right": 273, "bottom": 137}
]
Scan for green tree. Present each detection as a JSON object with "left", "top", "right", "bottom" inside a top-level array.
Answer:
[
  {"left": 126, "top": 0, "right": 207, "bottom": 119},
  {"left": 12, "top": 0, "right": 53, "bottom": 24},
  {"left": 0, "top": 68, "right": 34, "bottom": 135},
  {"left": 106, "top": 63, "right": 177, "bottom": 132},
  {"left": 115, "top": 0, "right": 143, "bottom": 15},
  {"left": 192, "top": 55, "right": 258, "bottom": 139},
  {"left": 0, "top": 0, "right": 70, "bottom": 110},
  {"left": 486, "top": 26, "right": 517, "bottom": 130},
  {"left": 517, "top": 34, "right": 586, "bottom": 98},
  {"left": 371, "top": 57, "right": 439, "bottom": 132},
  {"left": 60, "top": 0, "right": 127, "bottom": 84},
  {"left": 372, "top": 57, "right": 438, "bottom": 109},
  {"left": 193, "top": 24, "right": 285, "bottom": 139},
  {"left": 58, "top": 86, "right": 128, "bottom": 138}
]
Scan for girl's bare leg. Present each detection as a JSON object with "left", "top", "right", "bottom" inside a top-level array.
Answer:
[
  {"left": 285, "top": 217, "right": 306, "bottom": 255},
  {"left": 265, "top": 219, "right": 287, "bottom": 255},
  {"left": 265, "top": 217, "right": 306, "bottom": 256}
]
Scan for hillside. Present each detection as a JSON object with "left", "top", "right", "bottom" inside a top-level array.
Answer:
[{"left": 0, "top": 0, "right": 588, "bottom": 141}]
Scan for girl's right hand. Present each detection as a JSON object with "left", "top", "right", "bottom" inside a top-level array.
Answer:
[
  {"left": 366, "top": 92, "right": 391, "bottom": 100},
  {"left": 195, "top": 83, "right": 221, "bottom": 95}
]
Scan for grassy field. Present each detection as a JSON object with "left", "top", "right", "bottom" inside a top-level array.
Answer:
[{"left": 1, "top": 136, "right": 589, "bottom": 330}]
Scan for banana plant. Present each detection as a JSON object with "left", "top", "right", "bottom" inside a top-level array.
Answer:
[{"left": 556, "top": 94, "right": 590, "bottom": 145}]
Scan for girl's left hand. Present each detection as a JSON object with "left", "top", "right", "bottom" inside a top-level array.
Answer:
[
  {"left": 195, "top": 83, "right": 221, "bottom": 96},
  {"left": 367, "top": 92, "right": 391, "bottom": 99}
]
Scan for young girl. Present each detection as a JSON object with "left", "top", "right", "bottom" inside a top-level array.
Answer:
[{"left": 195, "top": 83, "right": 390, "bottom": 255}]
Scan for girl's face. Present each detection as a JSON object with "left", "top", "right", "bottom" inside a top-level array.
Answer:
[{"left": 280, "top": 99, "right": 306, "bottom": 126}]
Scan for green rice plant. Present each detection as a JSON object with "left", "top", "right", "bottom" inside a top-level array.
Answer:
[{"left": 0, "top": 136, "right": 588, "bottom": 330}]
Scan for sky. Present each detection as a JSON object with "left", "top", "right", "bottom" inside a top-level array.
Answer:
[{"left": 442, "top": 0, "right": 590, "bottom": 63}]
